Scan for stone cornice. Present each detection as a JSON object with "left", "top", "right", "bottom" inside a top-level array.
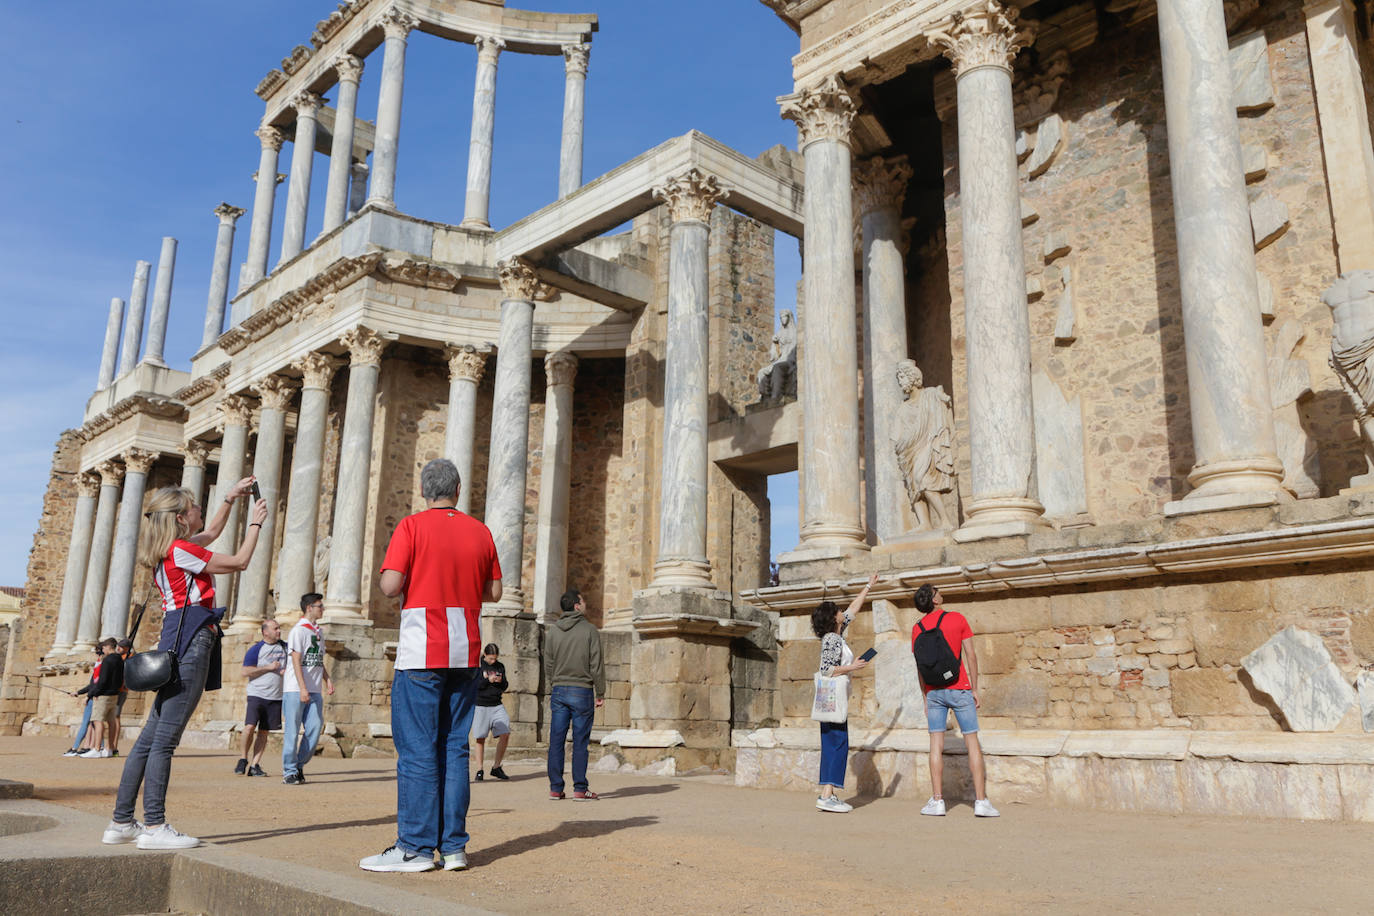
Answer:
[
  {"left": 81, "top": 395, "right": 187, "bottom": 442},
  {"left": 173, "top": 368, "right": 225, "bottom": 407},
  {"left": 251, "top": 374, "right": 296, "bottom": 411},
  {"left": 378, "top": 255, "right": 460, "bottom": 290},
  {"left": 497, "top": 257, "right": 551, "bottom": 302},
  {"left": 222, "top": 253, "right": 384, "bottom": 355},
  {"left": 214, "top": 202, "right": 246, "bottom": 224},
  {"left": 446, "top": 343, "right": 491, "bottom": 384},
  {"left": 544, "top": 351, "right": 579, "bottom": 388},
  {"left": 121, "top": 447, "right": 159, "bottom": 475},
  {"left": 313, "top": 0, "right": 373, "bottom": 50},
  {"left": 652, "top": 168, "right": 729, "bottom": 224},
  {"left": 777, "top": 75, "right": 858, "bottom": 150},
  {"left": 255, "top": 69, "right": 288, "bottom": 100},
  {"left": 928, "top": 1, "right": 1034, "bottom": 78},
  {"left": 282, "top": 43, "right": 314, "bottom": 76},
  {"left": 853, "top": 154, "right": 913, "bottom": 215}
]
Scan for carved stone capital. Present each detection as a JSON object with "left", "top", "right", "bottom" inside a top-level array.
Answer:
[
  {"left": 220, "top": 394, "right": 254, "bottom": 428},
  {"left": 96, "top": 459, "right": 126, "bottom": 487},
  {"left": 928, "top": 1, "right": 1035, "bottom": 78},
  {"left": 379, "top": 5, "right": 420, "bottom": 40},
  {"left": 778, "top": 74, "right": 858, "bottom": 149},
  {"left": 292, "top": 91, "right": 324, "bottom": 117},
  {"left": 446, "top": 343, "right": 491, "bottom": 384},
  {"left": 562, "top": 42, "right": 590, "bottom": 76},
  {"left": 853, "top": 155, "right": 913, "bottom": 216},
  {"left": 294, "top": 352, "right": 341, "bottom": 390},
  {"left": 475, "top": 35, "right": 505, "bottom": 65},
  {"left": 122, "top": 448, "right": 159, "bottom": 476},
  {"left": 334, "top": 53, "right": 364, "bottom": 84},
  {"left": 214, "top": 202, "right": 246, "bottom": 225},
  {"left": 341, "top": 326, "right": 388, "bottom": 366},
  {"left": 77, "top": 472, "right": 103, "bottom": 499},
  {"left": 497, "top": 257, "right": 551, "bottom": 302},
  {"left": 545, "top": 351, "right": 579, "bottom": 388},
  {"left": 256, "top": 125, "right": 285, "bottom": 151},
  {"left": 181, "top": 439, "right": 210, "bottom": 469},
  {"left": 252, "top": 375, "right": 296, "bottom": 411},
  {"left": 652, "top": 168, "right": 728, "bottom": 224}
]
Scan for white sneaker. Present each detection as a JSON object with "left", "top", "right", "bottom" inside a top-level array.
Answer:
[
  {"left": 96, "top": 748, "right": 113, "bottom": 758},
  {"left": 77, "top": 748, "right": 101, "bottom": 758},
  {"left": 101, "top": 820, "right": 146, "bottom": 845},
  {"left": 817, "top": 795, "right": 852, "bottom": 813},
  {"left": 137, "top": 823, "right": 201, "bottom": 849},
  {"left": 921, "top": 796, "right": 946, "bottom": 816},
  {"left": 974, "top": 799, "right": 1001, "bottom": 818}
]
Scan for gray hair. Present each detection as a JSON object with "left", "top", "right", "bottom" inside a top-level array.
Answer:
[{"left": 420, "top": 458, "right": 461, "bottom": 502}]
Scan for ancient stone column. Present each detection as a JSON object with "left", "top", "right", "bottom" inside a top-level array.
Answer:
[
  {"left": 232, "top": 376, "right": 295, "bottom": 632},
  {"left": 51, "top": 474, "right": 100, "bottom": 655},
  {"left": 142, "top": 237, "right": 177, "bottom": 367},
  {"left": 1157, "top": 0, "right": 1284, "bottom": 508},
  {"left": 779, "top": 77, "right": 867, "bottom": 550},
  {"left": 100, "top": 448, "right": 158, "bottom": 639},
  {"left": 444, "top": 343, "right": 489, "bottom": 514},
  {"left": 277, "top": 353, "right": 339, "bottom": 618},
  {"left": 349, "top": 161, "right": 369, "bottom": 217},
  {"left": 323, "top": 55, "right": 364, "bottom": 233},
  {"left": 118, "top": 261, "right": 150, "bottom": 377},
  {"left": 367, "top": 7, "right": 419, "bottom": 210},
  {"left": 559, "top": 43, "right": 589, "bottom": 199},
  {"left": 461, "top": 35, "right": 504, "bottom": 229},
  {"left": 280, "top": 92, "right": 324, "bottom": 264},
  {"left": 485, "top": 259, "right": 543, "bottom": 613},
  {"left": 534, "top": 351, "right": 578, "bottom": 620},
  {"left": 324, "top": 327, "right": 388, "bottom": 625},
  {"left": 97, "top": 297, "right": 125, "bottom": 390},
  {"left": 202, "top": 204, "right": 245, "bottom": 349},
  {"left": 73, "top": 461, "right": 123, "bottom": 652},
  {"left": 245, "top": 126, "right": 285, "bottom": 285},
  {"left": 180, "top": 439, "right": 210, "bottom": 507},
  {"left": 855, "top": 155, "right": 914, "bottom": 542},
  {"left": 212, "top": 395, "right": 253, "bottom": 608}
]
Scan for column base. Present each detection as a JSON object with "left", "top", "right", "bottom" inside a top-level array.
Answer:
[
  {"left": 459, "top": 217, "right": 493, "bottom": 231},
  {"left": 322, "top": 600, "right": 373, "bottom": 627},
  {"left": 69, "top": 642, "right": 96, "bottom": 655},
  {"left": 649, "top": 558, "right": 715, "bottom": 590},
  {"left": 484, "top": 589, "right": 530, "bottom": 618},
  {"left": 224, "top": 615, "right": 266, "bottom": 636},
  {"left": 954, "top": 496, "right": 1047, "bottom": 542},
  {"left": 1179, "top": 457, "right": 1287, "bottom": 501},
  {"left": 1163, "top": 491, "right": 1284, "bottom": 517},
  {"left": 798, "top": 520, "right": 870, "bottom": 551},
  {"left": 48, "top": 641, "right": 73, "bottom": 658}
]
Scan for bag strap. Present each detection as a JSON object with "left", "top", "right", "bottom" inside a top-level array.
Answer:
[
  {"left": 918, "top": 610, "right": 945, "bottom": 634},
  {"left": 126, "top": 585, "right": 159, "bottom": 644}
]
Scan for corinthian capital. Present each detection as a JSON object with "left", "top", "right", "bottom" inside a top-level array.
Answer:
[
  {"left": 778, "top": 75, "right": 858, "bottom": 150},
  {"left": 853, "top": 155, "right": 913, "bottom": 216},
  {"left": 77, "top": 472, "right": 102, "bottom": 499},
  {"left": 335, "top": 53, "right": 364, "bottom": 84},
  {"left": 497, "top": 257, "right": 551, "bottom": 302},
  {"left": 341, "top": 326, "right": 388, "bottom": 366},
  {"left": 96, "top": 459, "right": 126, "bottom": 487},
  {"left": 122, "top": 448, "right": 159, "bottom": 476},
  {"left": 220, "top": 394, "right": 254, "bottom": 428},
  {"left": 181, "top": 439, "right": 210, "bottom": 469},
  {"left": 545, "top": 351, "right": 579, "bottom": 389},
  {"left": 652, "top": 168, "right": 729, "bottom": 224},
  {"left": 294, "top": 352, "right": 341, "bottom": 390},
  {"left": 379, "top": 5, "right": 420, "bottom": 40},
  {"left": 252, "top": 375, "right": 296, "bottom": 411},
  {"left": 927, "top": 1, "right": 1035, "bottom": 78},
  {"left": 562, "top": 42, "right": 590, "bottom": 76},
  {"left": 475, "top": 35, "right": 505, "bottom": 65},
  {"left": 446, "top": 343, "right": 491, "bottom": 384},
  {"left": 256, "top": 125, "right": 285, "bottom": 151},
  {"left": 214, "top": 202, "right": 246, "bottom": 225},
  {"left": 292, "top": 91, "right": 325, "bottom": 117}
]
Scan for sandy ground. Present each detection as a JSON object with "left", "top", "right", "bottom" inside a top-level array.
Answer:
[{"left": 2, "top": 735, "right": 1370, "bottom": 915}]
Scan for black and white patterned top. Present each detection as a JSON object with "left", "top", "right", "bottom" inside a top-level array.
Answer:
[{"left": 818, "top": 608, "right": 854, "bottom": 677}]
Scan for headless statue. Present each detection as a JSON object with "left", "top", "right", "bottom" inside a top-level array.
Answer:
[
  {"left": 1324, "top": 270, "right": 1374, "bottom": 484},
  {"left": 756, "top": 310, "right": 797, "bottom": 401},
  {"left": 892, "top": 358, "right": 956, "bottom": 530}
]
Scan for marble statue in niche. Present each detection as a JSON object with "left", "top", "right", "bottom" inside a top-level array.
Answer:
[
  {"left": 756, "top": 309, "right": 797, "bottom": 401},
  {"left": 1325, "top": 270, "right": 1374, "bottom": 488},
  {"left": 892, "top": 358, "right": 956, "bottom": 530}
]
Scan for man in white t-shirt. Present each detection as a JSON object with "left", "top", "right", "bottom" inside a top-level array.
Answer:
[
  {"left": 236, "top": 619, "right": 287, "bottom": 776},
  {"left": 282, "top": 593, "right": 333, "bottom": 785}
]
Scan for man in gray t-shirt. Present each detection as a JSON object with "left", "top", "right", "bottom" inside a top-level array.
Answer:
[{"left": 236, "top": 619, "right": 287, "bottom": 776}]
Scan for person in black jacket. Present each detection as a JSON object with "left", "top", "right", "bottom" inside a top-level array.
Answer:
[
  {"left": 470, "top": 643, "right": 511, "bottom": 781},
  {"left": 83, "top": 638, "right": 124, "bottom": 758}
]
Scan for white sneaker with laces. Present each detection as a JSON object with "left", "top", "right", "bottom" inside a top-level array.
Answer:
[
  {"left": 817, "top": 795, "right": 852, "bottom": 813},
  {"left": 95, "top": 748, "right": 113, "bottom": 758},
  {"left": 77, "top": 748, "right": 101, "bottom": 758},
  {"left": 101, "top": 820, "right": 146, "bottom": 845},
  {"left": 974, "top": 799, "right": 1001, "bottom": 818},
  {"left": 359, "top": 845, "right": 436, "bottom": 873},
  {"left": 921, "top": 796, "right": 947, "bottom": 816},
  {"left": 137, "top": 823, "right": 201, "bottom": 849}
]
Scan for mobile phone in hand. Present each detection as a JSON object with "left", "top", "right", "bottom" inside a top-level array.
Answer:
[
  {"left": 859, "top": 648, "right": 878, "bottom": 663},
  {"left": 250, "top": 480, "right": 262, "bottom": 501}
]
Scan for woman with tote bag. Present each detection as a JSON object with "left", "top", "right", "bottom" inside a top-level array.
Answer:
[{"left": 810, "top": 572, "right": 878, "bottom": 813}]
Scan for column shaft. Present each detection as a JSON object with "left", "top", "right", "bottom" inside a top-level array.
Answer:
[
  {"left": 180, "top": 454, "right": 207, "bottom": 507},
  {"left": 558, "top": 44, "right": 589, "bottom": 198},
  {"left": 143, "top": 237, "right": 177, "bottom": 367},
  {"left": 233, "top": 378, "right": 293, "bottom": 631},
  {"left": 74, "top": 468, "right": 122, "bottom": 651},
  {"left": 368, "top": 10, "right": 418, "bottom": 209},
  {"left": 202, "top": 205, "right": 244, "bottom": 349},
  {"left": 534, "top": 353, "right": 577, "bottom": 620},
  {"left": 280, "top": 94, "right": 322, "bottom": 263},
  {"left": 96, "top": 298, "right": 125, "bottom": 390},
  {"left": 245, "top": 127, "right": 284, "bottom": 285},
  {"left": 444, "top": 345, "right": 489, "bottom": 515},
  {"left": 323, "top": 57, "right": 364, "bottom": 232},
  {"left": 462, "top": 37, "right": 503, "bottom": 229},
  {"left": 101, "top": 451, "right": 157, "bottom": 639},
  {"left": 51, "top": 478, "right": 99, "bottom": 654},
  {"left": 117, "top": 261, "right": 150, "bottom": 376},
  {"left": 277, "top": 355, "right": 337, "bottom": 618},
  {"left": 349, "top": 161, "right": 369, "bottom": 216},
  {"left": 212, "top": 400, "right": 252, "bottom": 610}
]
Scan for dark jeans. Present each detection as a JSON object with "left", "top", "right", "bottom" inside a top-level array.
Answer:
[
  {"left": 392, "top": 667, "right": 479, "bottom": 857},
  {"left": 113, "top": 626, "right": 216, "bottom": 826},
  {"left": 548, "top": 685, "right": 595, "bottom": 794},
  {"left": 818, "top": 720, "right": 849, "bottom": 789}
]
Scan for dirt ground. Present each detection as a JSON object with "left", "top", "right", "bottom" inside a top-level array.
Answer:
[{"left": 2, "top": 735, "right": 1370, "bottom": 915}]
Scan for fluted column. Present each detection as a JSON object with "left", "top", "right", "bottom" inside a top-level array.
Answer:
[
  {"left": 232, "top": 376, "right": 295, "bottom": 632},
  {"left": 74, "top": 461, "right": 124, "bottom": 652},
  {"left": 212, "top": 395, "right": 253, "bottom": 608},
  {"left": 649, "top": 170, "right": 727, "bottom": 587},
  {"left": 118, "top": 261, "right": 150, "bottom": 376},
  {"left": 779, "top": 77, "right": 867, "bottom": 550},
  {"left": 96, "top": 298, "right": 125, "bottom": 390},
  {"left": 180, "top": 439, "right": 210, "bottom": 507},
  {"left": 324, "top": 327, "right": 388, "bottom": 625},
  {"left": 277, "top": 353, "right": 339, "bottom": 618},
  {"left": 143, "top": 237, "right": 177, "bottom": 367},
  {"left": 485, "top": 259, "right": 544, "bottom": 613},
  {"left": 1156, "top": 0, "right": 1284, "bottom": 507},
  {"left": 349, "top": 161, "right": 369, "bottom": 217},
  {"left": 367, "top": 7, "right": 419, "bottom": 210},
  {"left": 444, "top": 343, "right": 490, "bottom": 514},
  {"left": 461, "top": 35, "right": 504, "bottom": 229},
  {"left": 202, "top": 204, "right": 245, "bottom": 349},
  {"left": 51, "top": 474, "right": 100, "bottom": 654},
  {"left": 558, "top": 43, "right": 589, "bottom": 199},
  {"left": 855, "top": 155, "right": 914, "bottom": 541},
  {"left": 534, "top": 352, "right": 578, "bottom": 620},
  {"left": 280, "top": 92, "right": 324, "bottom": 264},
  {"left": 245, "top": 126, "right": 285, "bottom": 285},
  {"left": 322, "top": 55, "right": 365, "bottom": 233},
  {"left": 101, "top": 448, "right": 158, "bottom": 638}
]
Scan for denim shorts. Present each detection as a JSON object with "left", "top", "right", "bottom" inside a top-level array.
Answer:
[{"left": 925, "top": 688, "right": 978, "bottom": 734}]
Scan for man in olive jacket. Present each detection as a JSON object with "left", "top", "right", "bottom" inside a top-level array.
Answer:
[{"left": 544, "top": 588, "right": 605, "bottom": 800}]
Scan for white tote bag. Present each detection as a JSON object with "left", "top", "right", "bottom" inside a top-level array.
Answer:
[{"left": 811, "top": 671, "right": 850, "bottom": 723}]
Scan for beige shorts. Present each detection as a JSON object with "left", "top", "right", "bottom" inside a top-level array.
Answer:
[{"left": 91, "top": 695, "right": 118, "bottom": 724}]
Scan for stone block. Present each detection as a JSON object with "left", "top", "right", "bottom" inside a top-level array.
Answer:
[
  {"left": 1250, "top": 193, "right": 1290, "bottom": 250},
  {"left": 973, "top": 633, "right": 1019, "bottom": 674},
  {"left": 1242, "top": 626, "right": 1356, "bottom": 731},
  {"left": 1027, "top": 113, "right": 1066, "bottom": 178},
  {"left": 1021, "top": 197, "right": 1039, "bottom": 226},
  {"left": 1337, "top": 765, "right": 1374, "bottom": 821},
  {"left": 966, "top": 595, "right": 1051, "bottom": 634},
  {"left": 1180, "top": 758, "right": 1342, "bottom": 820},
  {"left": 1046, "top": 755, "right": 1181, "bottom": 814},
  {"left": 1190, "top": 610, "right": 1278, "bottom": 667},
  {"left": 1050, "top": 588, "right": 1158, "bottom": 628},
  {"left": 981, "top": 672, "right": 1049, "bottom": 717},
  {"left": 1243, "top": 145, "right": 1269, "bottom": 183},
  {"left": 1171, "top": 668, "right": 1259, "bottom": 717},
  {"left": 1357, "top": 671, "right": 1374, "bottom": 732},
  {"left": 1043, "top": 232, "right": 1071, "bottom": 263},
  {"left": 1230, "top": 30, "right": 1275, "bottom": 113}
]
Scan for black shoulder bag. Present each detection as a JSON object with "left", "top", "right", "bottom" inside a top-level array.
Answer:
[{"left": 124, "top": 587, "right": 185, "bottom": 692}]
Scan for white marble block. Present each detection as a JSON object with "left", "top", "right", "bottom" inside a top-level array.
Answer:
[
  {"left": 1242, "top": 626, "right": 1356, "bottom": 732},
  {"left": 1032, "top": 371, "right": 1089, "bottom": 518},
  {"left": 1242, "top": 144, "right": 1269, "bottom": 183},
  {"left": 1026, "top": 113, "right": 1066, "bottom": 178},
  {"left": 1053, "top": 263, "right": 1078, "bottom": 344},
  {"left": 1358, "top": 671, "right": 1374, "bottom": 732},
  {"left": 1230, "top": 30, "right": 1275, "bottom": 113},
  {"left": 1250, "top": 193, "right": 1291, "bottom": 250}
]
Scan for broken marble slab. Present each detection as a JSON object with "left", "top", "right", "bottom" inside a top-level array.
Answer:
[
  {"left": 1359, "top": 671, "right": 1374, "bottom": 732},
  {"left": 1230, "top": 30, "right": 1275, "bottom": 113},
  {"left": 1241, "top": 626, "right": 1356, "bottom": 731},
  {"left": 1027, "top": 113, "right": 1066, "bottom": 178},
  {"left": 1250, "top": 193, "right": 1290, "bottom": 250}
]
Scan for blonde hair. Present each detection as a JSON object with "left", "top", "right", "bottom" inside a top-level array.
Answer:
[{"left": 137, "top": 486, "right": 197, "bottom": 568}]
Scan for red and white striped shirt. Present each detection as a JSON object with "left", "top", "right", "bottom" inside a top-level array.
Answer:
[{"left": 155, "top": 539, "right": 215, "bottom": 612}]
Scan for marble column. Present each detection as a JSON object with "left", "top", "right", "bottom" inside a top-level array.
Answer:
[
  {"left": 73, "top": 461, "right": 123, "bottom": 652},
  {"left": 444, "top": 343, "right": 490, "bottom": 514},
  {"left": 245, "top": 126, "right": 285, "bottom": 285},
  {"left": 117, "top": 261, "right": 150, "bottom": 377},
  {"left": 855, "top": 155, "right": 914, "bottom": 542},
  {"left": 280, "top": 92, "right": 324, "bottom": 264},
  {"left": 461, "top": 35, "right": 504, "bottom": 229},
  {"left": 202, "top": 204, "right": 245, "bottom": 349},
  {"left": 212, "top": 395, "right": 253, "bottom": 608},
  {"left": 324, "top": 326, "right": 388, "bottom": 624},
  {"left": 367, "top": 7, "right": 419, "bottom": 210},
  {"left": 322, "top": 55, "right": 365, "bottom": 233},
  {"left": 534, "top": 351, "right": 578, "bottom": 620},
  {"left": 50, "top": 473, "right": 100, "bottom": 655},
  {"left": 558, "top": 43, "right": 589, "bottom": 199},
  {"left": 649, "top": 170, "right": 727, "bottom": 587},
  {"left": 96, "top": 298, "right": 125, "bottom": 390},
  {"left": 277, "top": 353, "right": 339, "bottom": 618},
  {"left": 779, "top": 76, "right": 867, "bottom": 549},
  {"left": 178, "top": 438, "right": 208, "bottom": 507},
  {"left": 1157, "top": 0, "right": 1284, "bottom": 506},
  {"left": 100, "top": 448, "right": 158, "bottom": 639},
  {"left": 485, "top": 259, "right": 543, "bottom": 613},
  {"left": 348, "top": 161, "right": 369, "bottom": 217},
  {"left": 232, "top": 376, "right": 295, "bottom": 632},
  {"left": 143, "top": 237, "right": 177, "bottom": 367}
]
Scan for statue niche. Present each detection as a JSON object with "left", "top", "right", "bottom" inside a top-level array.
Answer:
[
  {"left": 756, "top": 309, "right": 797, "bottom": 402},
  {"left": 892, "top": 358, "right": 956, "bottom": 531},
  {"left": 1324, "top": 270, "right": 1374, "bottom": 489}
]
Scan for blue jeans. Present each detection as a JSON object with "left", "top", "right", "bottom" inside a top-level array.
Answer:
[
  {"left": 282, "top": 690, "right": 323, "bottom": 777},
  {"left": 73, "top": 697, "right": 93, "bottom": 749},
  {"left": 548, "top": 685, "right": 595, "bottom": 794},
  {"left": 113, "top": 626, "right": 215, "bottom": 826},
  {"left": 925, "top": 688, "right": 979, "bottom": 734},
  {"left": 392, "top": 667, "right": 479, "bottom": 857},
  {"left": 819, "top": 721, "right": 849, "bottom": 789}
]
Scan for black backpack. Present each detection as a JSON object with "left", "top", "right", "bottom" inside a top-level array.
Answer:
[{"left": 912, "top": 611, "right": 961, "bottom": 689}]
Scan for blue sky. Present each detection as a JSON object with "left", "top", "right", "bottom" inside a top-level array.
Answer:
[{"left": 0, "top": 1, "right": 801, "bottom": 585}]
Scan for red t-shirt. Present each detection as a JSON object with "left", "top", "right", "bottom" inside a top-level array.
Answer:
[
  {"left": 381, "top": 507, "right": 502, "bottom": 670},
  {"left": 912, "top": 609, "right": 974, "bottom": 692},
  {"left": 154, "top": 539, "right": 215, "bottom": 612}
]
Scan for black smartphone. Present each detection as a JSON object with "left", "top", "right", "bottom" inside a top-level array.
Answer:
[
  {"left": 859, "top": 648, "right": 877, "bottom": 662},
  {"left": 250, "top": 480, "right": 262, "bottom": 501}
]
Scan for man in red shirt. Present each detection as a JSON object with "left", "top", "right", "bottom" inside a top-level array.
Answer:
[
  {"left": 912, "top": 583, "right": 999, "bottom": 818},
  {"left": 360, "top": 459, "right": 502, "bottom": 874}
]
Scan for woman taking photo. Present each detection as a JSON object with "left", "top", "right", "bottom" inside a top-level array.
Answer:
[
  {"left": 101, "top": 477, "right": 267, "bottom": 850},
  {"left": 811, "top": 572, "right": 878, "bottom": 813}
]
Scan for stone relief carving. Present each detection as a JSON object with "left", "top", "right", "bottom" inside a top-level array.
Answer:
[
  {"left": 755, "top": 310, "right": 797, "bottom": 402},
  {"left": 1324, "top": 270, "right": 1374, "bottom": 488},
  {"left": 892, "top": 359, "right": 956, "bottom": 531},
  {"left": 313, "top": 536, "right": 331, "bottom": 592}
]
